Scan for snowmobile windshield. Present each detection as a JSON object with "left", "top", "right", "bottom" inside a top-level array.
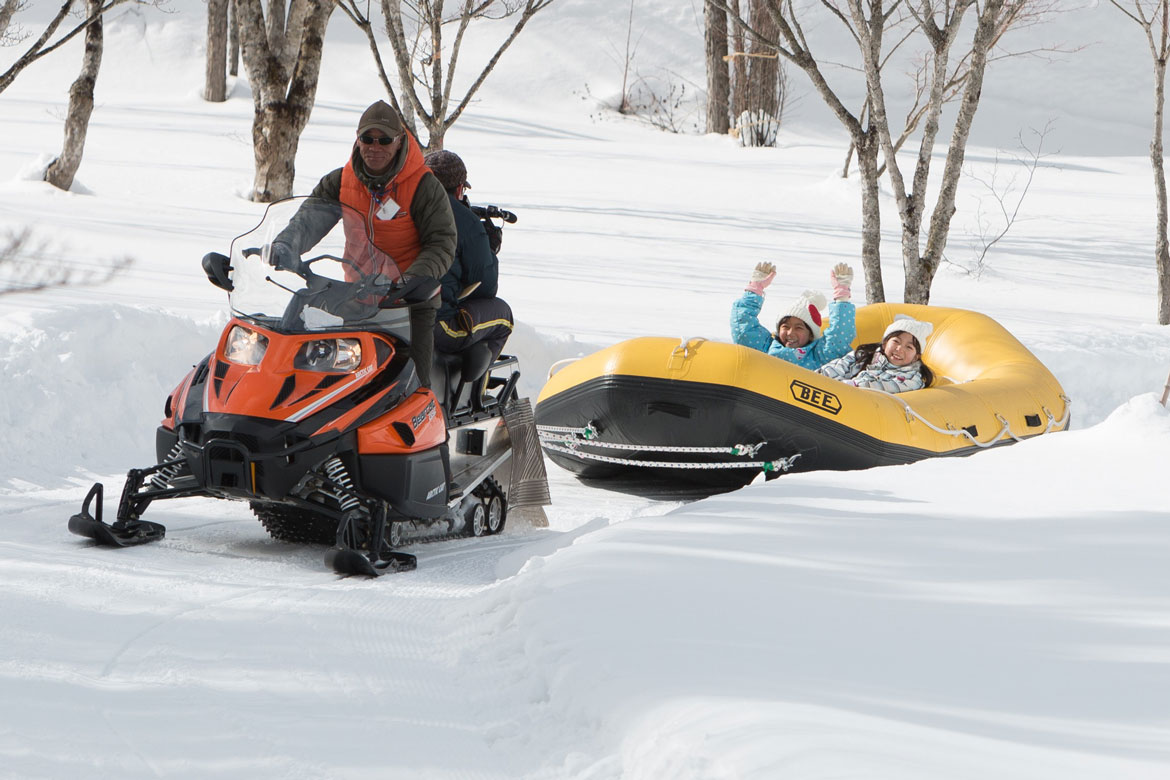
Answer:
[{"left": 226, "top": 196, "right": 405, "bottom": 332}]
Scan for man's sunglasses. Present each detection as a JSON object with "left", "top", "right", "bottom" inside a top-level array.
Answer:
[{"left": 359, "top": 134, "right": 399, "bottom": 146}]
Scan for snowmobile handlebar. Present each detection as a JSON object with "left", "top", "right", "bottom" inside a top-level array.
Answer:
[
  {"left": 377, "top": 274, "right": 441, "bottom": 307},
  {"left": 470, "top": 204, "right": 517, "bottom": 224}
]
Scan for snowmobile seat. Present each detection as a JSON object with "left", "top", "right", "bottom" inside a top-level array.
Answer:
[{"left": 433, "top": 341, "right": 494, "bottom": 415}]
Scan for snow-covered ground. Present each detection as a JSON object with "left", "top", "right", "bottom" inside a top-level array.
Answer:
[{"left": 2, "top": 2, "right": 1169, "bottom": 778}]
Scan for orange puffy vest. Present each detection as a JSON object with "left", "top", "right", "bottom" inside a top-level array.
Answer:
[{"left": 339, "top": 133, "right": 428, "bottom": 276}]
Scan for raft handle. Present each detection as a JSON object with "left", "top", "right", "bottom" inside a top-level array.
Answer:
[{"left": 547, "top": 357, "right": 579, "bottom": 380}]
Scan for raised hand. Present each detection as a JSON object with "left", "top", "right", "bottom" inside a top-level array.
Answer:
[
  {"left": 745, "top": 261, "right": 777, "bottom": 295},
  {"left": 830, "top": 262, "right": 853, "bottom": 301}
]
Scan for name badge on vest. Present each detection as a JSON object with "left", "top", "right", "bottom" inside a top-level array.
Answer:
[{"left": 375, "top": 195, "right": 402, "bottom": 221}]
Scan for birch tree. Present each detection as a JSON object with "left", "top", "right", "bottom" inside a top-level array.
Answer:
[
  {"left": 43, "top": 0, "right": 102, "bottom": 191},
  {"left": 1110, "top": 0, "right": 1170, "bottom": 325},
  {"left": 705, "top": 0, "right": 731, "bottom": 134},
  {"left": 713, "top": 0, "right": 1048, "bottom": 304},
  {"left": 712, "top": 0, "right": 891, "bottom": 301},
  {"left": 204, "top": 0, "right": 229, "bottom": 102},
  {"left": 235, "top": 0, "right": 333, "bottom": 202},
  {"left": 336, "top": 0, "right": 555, "bottom": 150}
]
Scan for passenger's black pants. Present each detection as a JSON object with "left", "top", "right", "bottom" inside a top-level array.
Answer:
[{"left": 433, "top": 297, "right": 514, "bottom": 363}]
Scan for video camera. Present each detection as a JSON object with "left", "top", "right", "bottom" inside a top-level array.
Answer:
[{"left": 470, "top": 204, "right": 518, "bottom": 224}]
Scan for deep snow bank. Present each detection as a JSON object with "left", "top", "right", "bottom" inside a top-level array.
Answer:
[
  {"left": 0, "top": 305, "right": 602, "bottom": 489},
  {"left": 477, "top": 396, "right": 1170, "bottom": 779},
  {"left": 0, "top": 306, "right": 222, "bottom": 487}
]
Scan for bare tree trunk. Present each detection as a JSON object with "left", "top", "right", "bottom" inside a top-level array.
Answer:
[
  {"left": 728, "top": 0, "right": 748, "bottom": 118},
  {"left": 912, "top": 0, "right": 1001, "bottom": 303},
  {"left": 1111, "top": 0, "right": 1170, "bottom": 323},
  {"left": 281, "top": 0, "right": 311, "bottom": 76},
  {"left": 855, "top": 130, "right": 885, "bottom": 303},
  {"left": 705, "top": 0, "right": 731, "bottom": 134},
  {"left": 237, "top": 0, "right": 333, "bottom": 202},
  {"left": 1154, "top": 40, "right": 1170, "bottom": 324},
  {"left": 45, "top": 0, "right": 102, "bottom": 191},
  {"left": 619, "top": 0, "right": 635, "bottom": 114},
  {"left": 266, "top": 0, "right": 286, "bottom": 54},
  {"left": 748, "top": 0, "right": 779, "bottom": 120},
  {"left": 1144, "top": 0, "right": 1170, "bottom": 325},
  {"left": 204, "top": 0, "right": 228, "bottom": 102},
  {"left": 229, "top": 0, "right": 239, "bottom": 77}
]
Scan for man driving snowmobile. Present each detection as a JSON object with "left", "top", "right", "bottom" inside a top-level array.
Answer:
[{"left": 265, "top": 101, "right": 455, "bottom": 388}]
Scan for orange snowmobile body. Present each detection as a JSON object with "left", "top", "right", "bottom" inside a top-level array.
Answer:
[{"left": 68, "top": 197, "right": 548, "bottom": 576}]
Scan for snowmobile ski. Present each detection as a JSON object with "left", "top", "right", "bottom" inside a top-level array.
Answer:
[
  {"left": 67, "top": 483, "right": 166, "bottom": 547},
  {"left": 325, "top": 546, "right": 418, "bottom": 577}
]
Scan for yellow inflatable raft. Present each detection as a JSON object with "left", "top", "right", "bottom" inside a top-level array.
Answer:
[{"left": 534, "top": 304, "right": 1070, "bottom": 495}]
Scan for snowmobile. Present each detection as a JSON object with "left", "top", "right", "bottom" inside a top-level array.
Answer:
[{"left": 67, "top": 196, "right": 550, "bottom": 576}]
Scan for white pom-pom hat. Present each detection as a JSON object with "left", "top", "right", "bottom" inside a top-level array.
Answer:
[
  {"left": 883, "top": 317, "right": 934, "bottom": 349},
  {"left": 780, "top": 290, "right": 828, "bottom": 340}
]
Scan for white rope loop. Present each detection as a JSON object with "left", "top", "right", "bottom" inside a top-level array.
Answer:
[
  {"left": 540, "top": 442, "right": 800, "bottom": 473},
  {"left": 537, "top": 426, "right": 765, "bottom": 457},
  {"left": 882, "top": 391, "right": 1072, "bottom": 449}
]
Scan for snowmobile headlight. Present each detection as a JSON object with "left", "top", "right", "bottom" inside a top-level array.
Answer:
[
  {"left": 224, "top": 325, "right": 269, "bottom": 366},
  {"left": 295, "top": 338, "right": 363, "bottom": 373}
]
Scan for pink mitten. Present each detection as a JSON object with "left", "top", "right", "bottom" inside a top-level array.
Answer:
[
  {"left": 745, "top": 261, "right": 776, "bottom": 295},
  {"left": 830, "top": 262, "right": 853, "bottom": 301}
]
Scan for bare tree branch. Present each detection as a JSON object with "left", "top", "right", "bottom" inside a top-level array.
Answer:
[
  {"left": 0, "top": 0, "right": 29, "bottom": 46},
  {"left": 949, "top": 120, "right": 1057, "bottom": 277},
  {"left": 341, "top": 0, "right": 554, "bottom": 149},
  {"left": 0, "top": 1, "right": 163, "bottom": 95},
  {"left": 0, "top": 227, "right": 131, "bottom": 296}
]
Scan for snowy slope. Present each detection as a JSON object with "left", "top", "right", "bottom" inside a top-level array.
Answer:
[{"left": 2, "top": 1, "right": 1169, "bottom": 778}]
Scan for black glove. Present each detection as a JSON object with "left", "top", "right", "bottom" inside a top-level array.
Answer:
[
  {"left": 482, "top": 219, "right": 502, "bottom": 254},
  {"left": 379, "top": 274, "right": 441, "bottom": 307},
  {"left": 265, "top": 241, "right": 299, "bottom": 272}
]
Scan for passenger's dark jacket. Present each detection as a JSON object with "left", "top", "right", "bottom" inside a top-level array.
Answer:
[{"left": 438, "top": 193, "right": 499, "bottom": 321}]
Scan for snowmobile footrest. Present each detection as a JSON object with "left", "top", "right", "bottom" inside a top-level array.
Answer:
[
  {"left": 325, "top": 546, "right": 418, "bottom": 577},
  {"left": 68, "top": 483, "right": 167, "bottom": 547}
]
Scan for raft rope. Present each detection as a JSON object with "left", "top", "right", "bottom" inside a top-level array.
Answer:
[
  {"left": 536, "top": 424, "right": 800, "bottom": 473},
  {"left": 883, "top": 392, "right": 1073, "bottom": 448},
  {"left": 538, "top": 391, "right": 1073, "bottom": 469}
]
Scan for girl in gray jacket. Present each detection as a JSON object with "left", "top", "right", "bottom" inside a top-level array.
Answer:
[{"left": 817, "top": 318, "right": 935, "bottom": 394}]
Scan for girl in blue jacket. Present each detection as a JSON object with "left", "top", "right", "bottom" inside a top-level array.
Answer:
[{"left": 730, "top": 261, "right": 857, "bottom": 371}]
